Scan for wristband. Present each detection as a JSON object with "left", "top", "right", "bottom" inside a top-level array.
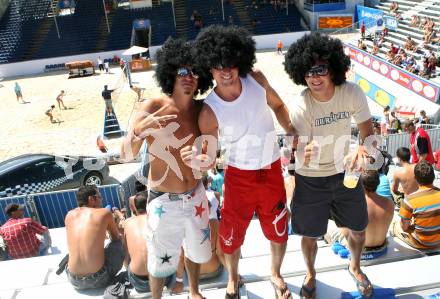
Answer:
[{"left": 175, "top": 277, "right": 183, "bottom": 283}]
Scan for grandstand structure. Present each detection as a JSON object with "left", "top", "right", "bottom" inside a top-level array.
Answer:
[
  {"left": 0, "top": 0, "right": 307, "bottom": 66},
  {"left": 351, "top": 0, "right": 440, "bottom": 82}
]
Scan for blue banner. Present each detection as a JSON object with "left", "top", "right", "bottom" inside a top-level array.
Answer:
[
  {"left": 133, "top": 19, "right": 150, "bottom": 30},
  {"left": 354, "top": 73, "right": 396, "bottom": 108},
  {"left": 383, "top": 16, "right": 398, "bottom": 30},
  {"left": 356, "top": 5, "right": 383, "bottom": 29}
]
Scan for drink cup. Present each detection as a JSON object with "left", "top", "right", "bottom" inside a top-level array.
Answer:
[{"left": 343, "top": 158, "right": 360, "bottom": 189}]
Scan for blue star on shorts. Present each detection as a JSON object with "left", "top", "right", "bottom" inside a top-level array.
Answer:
[
  {"left": 154, "top": 205, "right": 165, "bottom": 218},
  {"left": 201, "top": 225, "right": 210, "bottom": 244}
]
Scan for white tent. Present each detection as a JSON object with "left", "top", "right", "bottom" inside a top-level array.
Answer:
[{"left": 122, "top": 46, "right": 149, "bottom": 56}]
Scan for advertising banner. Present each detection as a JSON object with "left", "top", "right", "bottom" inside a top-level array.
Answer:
[
  {"left": 318, "top": 15, "right": 353, "bottom": 29},
  {"left": 383, "top": 16, "right": 398, "bottom": 30},
  {"left": 356, "top": 5, "right": 383, "bottom": 29},
  {"left": 354, "top": 74, "right": 396, "bottom": 108},
  {"left": 344, "top": 44, "right": 440, "bottom": 102},
  {"left": 133, "top": 19, "right": 150, "bottom": 30}
]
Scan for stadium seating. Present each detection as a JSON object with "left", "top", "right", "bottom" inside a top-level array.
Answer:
[
  {"left": 243, "top": 0, "right": 302, "bottom": 35},
  {"left": 355, "top": 0, "right": 440, "bottom": 81}
]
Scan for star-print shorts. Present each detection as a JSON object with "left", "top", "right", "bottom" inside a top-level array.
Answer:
[{"left": 145, "top": 181, "right": 212, "bottom": 278}]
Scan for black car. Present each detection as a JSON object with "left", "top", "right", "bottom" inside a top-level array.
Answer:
[{"left": 0, "top": 154, "right": 110, "bottom": 198}]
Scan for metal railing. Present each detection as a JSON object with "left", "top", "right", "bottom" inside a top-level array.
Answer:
[
  {"left": 384, "top": 127, "right": 440, "bottom": 157},
  {"left": 0, "top": 184, "right": 124, "bottom": 229}
]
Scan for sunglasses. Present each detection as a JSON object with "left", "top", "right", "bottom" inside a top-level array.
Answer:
[
  {"left": 213, "top": 64, "right": 236, "bottom": 70},
  {"left": 305, "top": 65, "right": 329, "bottom": 77},
  {"left": 177, "top": 67, "right": 199, "bottom": 79}
]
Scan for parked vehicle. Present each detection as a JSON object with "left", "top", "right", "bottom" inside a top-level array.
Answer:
[{"left": 0, "top": 154, "right": 110, "bottom": 198}]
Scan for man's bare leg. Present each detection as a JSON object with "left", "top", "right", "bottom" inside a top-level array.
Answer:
[
  {"left": 270, "top": 241, "right": 290, "bottom": 297},
  {"left": 301, "top": 237, "right": 318, "bottom": 296},
  {"left": 347, "top": 230, "right": 372, "bottom": 296},
  {"left": 185, "top": 258, "right": 204, "bottom": 299},
  {"left": 224, "top": 248, "right": 240, "bottom": 295},
  {"left": 149, "top": 276, "right": 165, "bottom": 299}
]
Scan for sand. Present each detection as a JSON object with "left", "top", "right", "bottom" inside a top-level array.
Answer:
[
  {"left": 0, "top": 51, "right": 300, "bottom": 162},
  {"left": 0, "top": 44, "right": 382, "bottom": 162}
]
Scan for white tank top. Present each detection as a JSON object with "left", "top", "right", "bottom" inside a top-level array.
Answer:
[{"left": 205, "top": 74, "right": 280, "bottom": 170}]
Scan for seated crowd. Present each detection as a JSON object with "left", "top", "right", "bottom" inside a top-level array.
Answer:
[{"left": 358, "top": 11, "right": 439, "bottom": 79}]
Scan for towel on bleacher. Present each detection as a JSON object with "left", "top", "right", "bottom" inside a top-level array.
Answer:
[{"left": 341, "top": 288, "right": 395, "bottom": 299}]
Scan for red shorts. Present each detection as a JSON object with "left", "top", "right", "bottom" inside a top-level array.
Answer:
[{"left": 219, "top": 159, "right": 288, "bottom": 254}]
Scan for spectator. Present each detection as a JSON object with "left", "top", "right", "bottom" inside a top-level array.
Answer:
[
  {"left": 285, "top": 32, "right": 374, "bottom": 298},
  {"left": 56, "top": 90, "right": 67, "bottom": 110},
  {"left": 389, "top": 1, "right": 398, "bottom": 13},
  {"left": 371, "top": 42, "right": 379, "bottom": 55},
  {"left": 14, "top": 82, "right": 24, "bottom": 103},
  {"left": 120, "top": 38, "right": 213, "bottom": 299},
  {"left": 208, "top": 157, "right": 224, "bottom": 202},
  {"left": 392, "top": 147, "right": 419, "bottom": 207},
  {"left": 104, "top": 60, "right": 110, "bottom": 73},
  {"left": 391, "top": 161, "right": 440, "bottom": 250},
  {"left": 375, "top": 151, "right": 393, "bottom": 200},
  {"left": 410, "top": 15, "right": 420, "bottom": 27},
  {"left": 124, "top": 192, "right": 151, "bottom": 293},
  {"left": 97, "top": 56, "right": 104, "bottom": 72},
  {"left": 326, "top": 171, "right": 394, "bottom": 257},
  {"left": 63, "top": 186, "right": 124, "bottom": 290},
  {"left": 0, "top": 204, "right": 52, "bottom": 259},
  {"left": 228, "top": 15, "right": 234, "bottom": 25},
  {"left": 416, "top": 110, "right": 430, "bottom": 124},
  {"left": 404, "top": 37, "right": 416, "bottom": 52},
  {"left": 434, "top": 148, "right": 440, "bottom": 171},
  {"left": 391, "top": 43, "right": 399, "bottom": 54},
  {"left": 389, "top": 110, "right": 401, "bottom": 134},
  {"left": 403, "top": 119, "right": 435, "bottom": 164},
  {"left": 357, "top": 39, "right": 367, "bottom": 51},
  {"left": 128, "top": 180, "right": 147, "bottom": 216},
  {"left": 360, "top": 22, "right": 365, "bottom": 39}
]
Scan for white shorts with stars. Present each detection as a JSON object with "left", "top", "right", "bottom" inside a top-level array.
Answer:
[{"left": 146, "top": 181, "right": 212, "bottom": 278}]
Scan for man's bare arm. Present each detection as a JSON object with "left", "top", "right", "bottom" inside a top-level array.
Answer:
[
  {"left": 197, "top": 104, "right": 219, "bottom": 170},
  {"left": 392, "top": 173, "right": 402, "bottom": 195},
  {"left": 251, "top": 70, "right": 296, "bottom": 135},
  {"left": 106, "top": 211, "right": 121, "bottom": 241},
  {"left": 400, "top": 218, "right": 414, "bottom": 233},
  {"left": 120, "top": 100, "right": 176, "bottom": 161}
]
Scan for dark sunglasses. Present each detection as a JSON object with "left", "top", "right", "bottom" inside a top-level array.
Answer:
[
  {"left": 214, "top": 64, "right": 236, "bottom": 70},
  {"left": 177, "top": 67, "right": 199, "bottom": 79},
  {"left": 305, "top": 65, "right": 329, "bottom": 77}
]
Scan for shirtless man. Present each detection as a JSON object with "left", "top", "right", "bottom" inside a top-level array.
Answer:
[
  {"left": 392, "top": 147, "right": 418, "bottom": 206},
  {"left": 120, "top": 38, "right": 212, "bottom": 299},
  {"left": 56, "top": 90, "right": 67, "bottom": 110},
  {"left": 124, "top": 192, "right": 150, "bottom": 293},
  {"left": 64, "top": 186, "right": 124, "bottom": 290}
]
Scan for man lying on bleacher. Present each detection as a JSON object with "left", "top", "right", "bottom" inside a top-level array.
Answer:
[
  {"left": 0, "top": 203, "right": 52, "bottom": 260},
  {"left": 61, "top": 186, "right": 124, "bottom": 290},
  {"left": 391, "top": 161, "right": 440, "bottom": 250},
  {"left": 325, "top": 171, "right": 395, "bottom": 260}
]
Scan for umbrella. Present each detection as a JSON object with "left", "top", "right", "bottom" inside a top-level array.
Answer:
[{"left": 122, "top": 46, "right": 149, "bottom": 56}]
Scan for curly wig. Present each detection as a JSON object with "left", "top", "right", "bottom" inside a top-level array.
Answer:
[
  {"left": 154, "top": 37, "right": 211, "bottom": 96},
  {"left": 284, "top": 32, "right": 350, "bottom": 86},
  {"left": 193, "top": 25, "right": 256, "bottom": 82}
]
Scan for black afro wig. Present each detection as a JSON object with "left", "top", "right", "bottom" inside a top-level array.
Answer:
[
  {"left": 193, "top": 25, "right": 256, "bottom": 82},
  {"left": 284, "top": 32, "right": 350, "bottom": 86},
  {"left": 154, "top": 37, "right": 211, "bottom": 96}
]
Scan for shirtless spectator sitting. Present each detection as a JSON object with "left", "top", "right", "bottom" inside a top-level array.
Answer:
[
  {"left": 389, "top": 1, "right": 398, "bottom": 13},
  {"left": 326, "top": 171, "right": 394, "bottom": 258},
  {"left": 128, "top": 180, "right": 147, "bottom": 216},
  {"left": 391, "top": 161, "right": 440, "bottom": 250},
  {"left": 64, "top": 186, "right": 124, "bottom": 290},
  {"left": 124, "top": 192, "right": 151, "bottom": 293},
  {"left": 392, "top": 147, "right": 418, "bottom": 207},
  {"left": 410, "top": 15, "right": 420, "bottom": 27},
  {"left": 0, "top": 204, "right": 52, "bottom": 259},
  {"left": 404, "top": 37, "right": 417, "bottom": 52}
]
